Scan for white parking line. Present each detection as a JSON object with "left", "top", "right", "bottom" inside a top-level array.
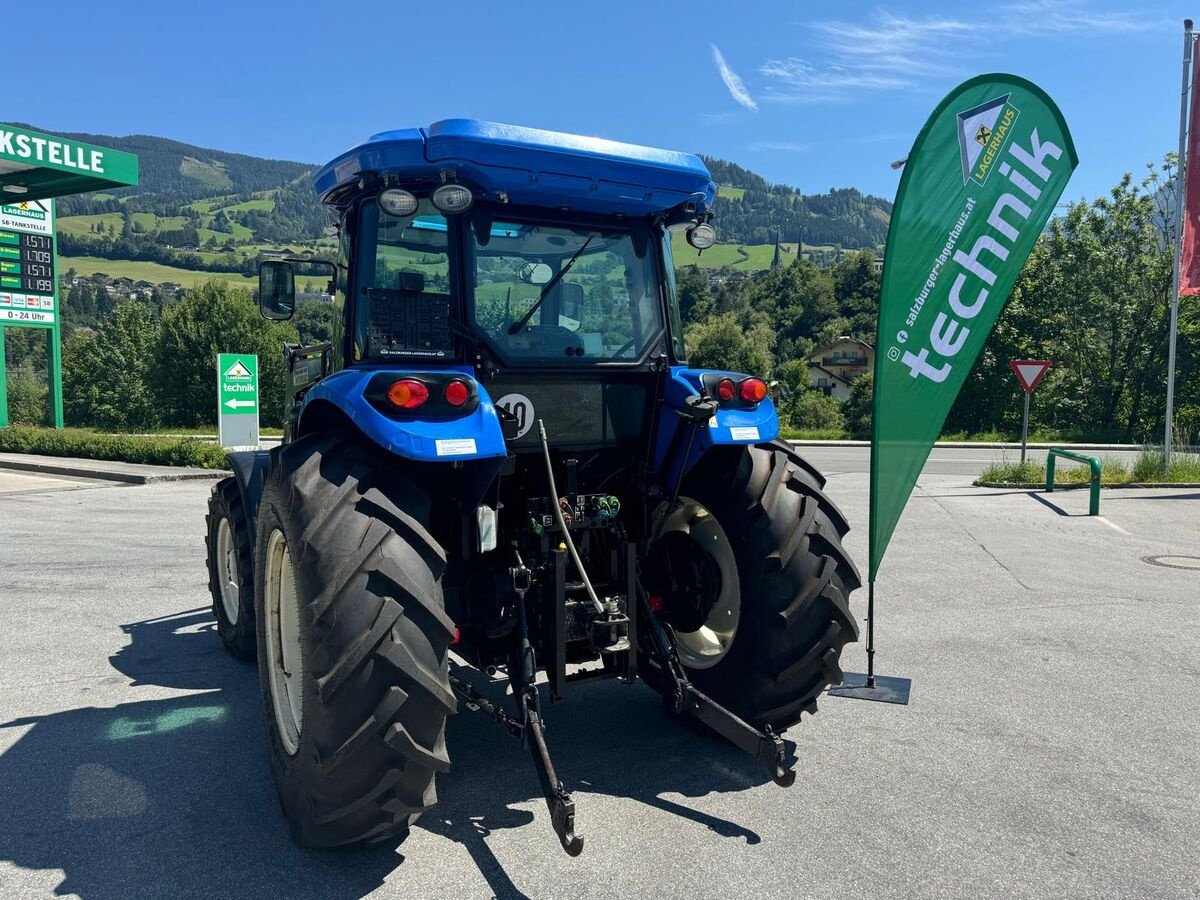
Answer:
[{"left": 1095, "top": 516, "right": 1131, "bottom": 535}]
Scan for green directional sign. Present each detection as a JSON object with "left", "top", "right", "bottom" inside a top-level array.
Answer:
[{"left": 217, "top": 353, "right": 259, "bottom": 448}]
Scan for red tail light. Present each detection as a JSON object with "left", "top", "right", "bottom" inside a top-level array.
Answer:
[
  {"left": 739, "top": 377, "right": 768, "bottom": 403},
  {"left": 716, "top": 378, "right": 736, "bottom": 402},
  {"left": 444, "top": 380, "right": 470, "bottom": 407},
  {"left": 386, "top": 379, "right": 429, "bottom": 410}
]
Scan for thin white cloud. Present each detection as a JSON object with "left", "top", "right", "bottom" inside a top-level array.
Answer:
[
  {"left": 761, "top": 12, "right": 969, "bottom": 103},
  {"left": 711, "top": 44, "right": 758, "bottom": 111},
  {"left": 748, "top": 140, "right": 811, "bottom": 153},
  {"left": 761, "top": 3, "right": 1155, "bottom": 104},
  {"left": 999, "top": 0, "right": 1154, "bottom": 35}
]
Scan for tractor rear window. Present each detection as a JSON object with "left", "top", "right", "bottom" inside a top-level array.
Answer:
[
  {"left": 354, "top": 199, "right": 454, "bottom": 361},
  {"left": 468, "top": 219, "right": 663, "bottom": 364}
]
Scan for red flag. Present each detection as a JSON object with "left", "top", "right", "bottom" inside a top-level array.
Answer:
[{"left": 1180, "top": 48, "right": 1200, "bottom": 295}]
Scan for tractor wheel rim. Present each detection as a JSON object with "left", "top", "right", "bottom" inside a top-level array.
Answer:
[
  {"left": 215, "top": 518, "right": 240, "bottom": 625},
  {"left": 651, "top": 499, "right": 741, "bottom": 670},
  {"left": 264, "top": 528, "right": 304, "bottom": 755}
]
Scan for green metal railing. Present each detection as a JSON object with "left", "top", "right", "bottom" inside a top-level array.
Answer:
[{"left": 1046, "top": 448, "right": 1101, "bottom": 516}]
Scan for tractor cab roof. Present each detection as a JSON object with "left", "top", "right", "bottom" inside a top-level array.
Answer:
[{"left": 313, "top": 119, "right": 716, "bottom": 219}]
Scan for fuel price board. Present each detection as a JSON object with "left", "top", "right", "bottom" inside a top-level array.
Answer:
[{"left": 0, "top": 200, "right": 56, "bottom": 325}]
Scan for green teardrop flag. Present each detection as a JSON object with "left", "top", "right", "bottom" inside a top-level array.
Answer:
[{"left": 870, "top": 74, "right": 1077, "bottom": 581}]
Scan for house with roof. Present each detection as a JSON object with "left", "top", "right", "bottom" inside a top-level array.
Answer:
[{"left": 807, "top": 337, "right": 873, "bottom": 401}]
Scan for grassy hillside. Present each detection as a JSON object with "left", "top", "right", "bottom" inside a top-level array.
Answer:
[{"left": 60, "top": 256, "right": 255, "bottom": 287}]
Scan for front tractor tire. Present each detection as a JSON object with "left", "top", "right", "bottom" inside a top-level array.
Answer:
[
  {"left": 254, "top": 435, "right": 456, "bottom": 848},
  {"left": 206, "top": 478, "right": 256, "bottom": 661},
  {"left": 646, "top": 440, "right": 861, "bottom": 731}
]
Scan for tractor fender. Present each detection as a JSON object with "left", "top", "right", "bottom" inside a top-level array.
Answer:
[
  {"left": 653, "top": 366, "right": 780, "bottom": 488},
  {"left": 225, "top": 449, "right": 273, "bottom": 548},
  {"left": 297, "top": 366, "right": 507, "bottom": 463}
]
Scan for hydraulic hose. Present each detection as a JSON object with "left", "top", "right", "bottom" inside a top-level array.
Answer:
[{"left": 537, "top": 419, "right": 604, "bottom": 614}]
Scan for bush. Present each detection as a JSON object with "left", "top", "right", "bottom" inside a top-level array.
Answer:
[
  {"left": 5, "top": 375, "right": 47, "bottom": 425},
  {"left": 781, "top": 388, "right": 845, "bottom": 433},
  {"left": 0, "top": 426, "right": 230, "bottom": 469},
  {"left": 978, "top": 458, "right": 1044, "bottom": 484},
  {"left": 1132, "top": 448, "right": 1200, "bottom": 483}
]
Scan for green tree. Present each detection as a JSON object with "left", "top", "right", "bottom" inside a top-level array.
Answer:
[
  {"left": 675, "top": 266, "right": 713, "bottom": 325},
  {"left": 62, "top": 301, "right": 161, "bottom": 430},
  {"left": 294, "top": 301, "right": 337, "bottom": 345},
  {"left": 843, "top": 372, "right": 873, "bottom": 439},
  {"left": 152, "top": 281, "right": 297, "bottom": 428},
  {"left": 948, "top": 157, "right": 1180, "bottom": 441},
  {"left": 684, "top": 313, "right": 774, "bottom": 376}
]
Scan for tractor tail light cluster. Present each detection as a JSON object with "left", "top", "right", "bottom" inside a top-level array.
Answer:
[
  {"left": 739, "top": 377, "right": 768, "bottom": 403},
  {"left": 366, "top": 372, "right": 481, "bottom": 419},
  {"left": 386, "top": 379, "right": 429, "bottom": 410},
  {"left": 443, "top": 379, "right": 470, "bottom": 407},
  {"left": 708, "top": 375, "right": 768, "bottom": 407}
]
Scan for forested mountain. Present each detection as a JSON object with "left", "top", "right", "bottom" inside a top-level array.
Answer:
[
  {"left": 28, "top": 127, "right": 889, "bottom": 264},
  {"left": 702, "top": 157, "right": 892, "bottom": 249},
  {"left": 17, "top": 126, "right": 313, "bottom": 209}
]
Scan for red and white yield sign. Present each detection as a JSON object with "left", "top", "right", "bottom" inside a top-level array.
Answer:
[{"left": 1010, "top": 359, "right": 1052, "bottom": 394}]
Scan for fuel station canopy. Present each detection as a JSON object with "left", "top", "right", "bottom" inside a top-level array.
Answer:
[
  {"left": 0, "top": 124, "right": 138, "bottom": 428},
  {"left": 0, "top": 124, "right": 138, "bottom": 203}
]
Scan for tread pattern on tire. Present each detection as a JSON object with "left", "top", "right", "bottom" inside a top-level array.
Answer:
[
  {"left": 681, "top": 439, "right": 861, "bottom": 731},
  {"left": 256, "top": 435, "right": 455, "bottom": 848}
]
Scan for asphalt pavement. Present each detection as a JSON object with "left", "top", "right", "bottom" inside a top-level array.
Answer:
[{"left": 0, "top": 466, "right": 1196, "bottom": 899}]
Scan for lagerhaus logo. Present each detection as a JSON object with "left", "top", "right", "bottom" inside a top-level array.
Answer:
[{"left": 957, "top": 94, "right": 1021, "bottom": 186}]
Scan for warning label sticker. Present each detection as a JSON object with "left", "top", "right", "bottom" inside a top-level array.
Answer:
[{"left": 435, "top": 438, "right": 477, "bottom": 457}]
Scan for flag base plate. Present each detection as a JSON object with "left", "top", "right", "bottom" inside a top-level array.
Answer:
[{"left": 827, "top": 673, "right": 911, "bottom": 704}]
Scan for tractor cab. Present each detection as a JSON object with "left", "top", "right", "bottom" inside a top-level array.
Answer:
[{"left": 261, "top": 119, "right": 722, "bottom": 449}]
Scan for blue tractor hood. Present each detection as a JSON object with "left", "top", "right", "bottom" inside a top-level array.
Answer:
[{"left": 313, "top": 119, "right": 716, "bottom": 218}]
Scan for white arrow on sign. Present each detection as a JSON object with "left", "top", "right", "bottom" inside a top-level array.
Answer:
[{"left": 224, "top": 398, "right": 257, "bottom": 410}]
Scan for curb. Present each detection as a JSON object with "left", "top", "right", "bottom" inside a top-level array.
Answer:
[
  {"left": 0, "top": 457, "right": 229, "bottom": 485},
  {"left": 789, "top": 440, "right": 1176, "bottom": 451},
  {"left": 974, "top": 481, "right": 1200, "bottom": 490}
]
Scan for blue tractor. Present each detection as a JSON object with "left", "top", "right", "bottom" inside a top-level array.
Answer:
[{"left": 205, "top": 120, "right": 859, "bottom": 854}]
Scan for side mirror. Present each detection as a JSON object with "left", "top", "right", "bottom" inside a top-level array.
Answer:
[
  {"left": 259, "top": 260, "right": 296, "bottom": 320},
  {"left": 558, "top": 281, "right": 584, "bottom": 321},
  {"left": 519, "top": 262, "right": 553, "bottom": 285}
]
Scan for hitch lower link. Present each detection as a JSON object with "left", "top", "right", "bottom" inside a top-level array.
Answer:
[
  {"left": 449, "top": 557, "right": 584, "bottom": 856},
  {"left": 447, "top": 559, "right": 795, "bottom": 858},
  {"left": 637, "top": 587, "right": 796, "bottom": 788}
]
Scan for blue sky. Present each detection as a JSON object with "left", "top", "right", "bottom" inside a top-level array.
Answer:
[{"left": 7, "top": 1, "right": 1190, "bottom": 203}]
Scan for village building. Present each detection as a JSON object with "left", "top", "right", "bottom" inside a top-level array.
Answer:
[{"left": 807, "top": 337, "right": 873, "bottom": 401}]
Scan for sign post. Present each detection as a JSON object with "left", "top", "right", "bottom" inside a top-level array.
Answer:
[
  {"left": 0, "top": 199, "right": 61, "bottom": 427},
  {"left": 1009, "top": 359, "right": 1052, "bottom": 463},
  {"left": 217, "top": 354, "right": 259, "bottom": 448}
]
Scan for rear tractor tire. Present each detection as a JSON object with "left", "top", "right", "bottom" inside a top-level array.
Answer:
[
  {"left": 206, "top": 477, "right": 257, "bottom": 661},
  {"left": 254, "top": 434, "right": 457, "bottom": 847},
  {"left": 644, "top": 439, "right": 861, "bottom": 732}
]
